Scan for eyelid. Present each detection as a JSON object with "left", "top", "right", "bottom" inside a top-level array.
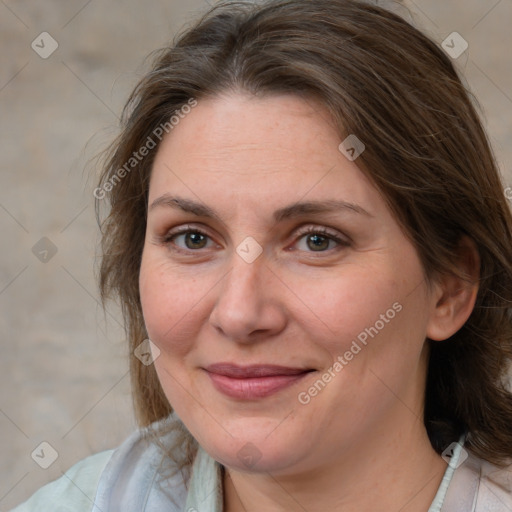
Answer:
[
  {"left": 155, "top": 224, "right": 219, "bottom": 253},
  {"left": 156, "top": 222, "right": 350, "bottom": 255},
  {"left": 163, "top": 224, "right": 211, "bottom": 239},
  {"left": 293, "top": 224, "right": 350, "bottom": 243}
]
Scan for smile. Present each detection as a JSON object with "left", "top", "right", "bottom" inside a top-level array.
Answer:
[{"left": 204, "top": 364, "right": 315, "bottom": 400}]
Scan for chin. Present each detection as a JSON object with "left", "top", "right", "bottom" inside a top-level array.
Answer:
[{"left": 197, "top": 422, "right": 312, "bottom": 474}]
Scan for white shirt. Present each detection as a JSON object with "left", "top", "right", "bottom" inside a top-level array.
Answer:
[{"left": 10, "top": 415, "right": 512, "bottom": 511}]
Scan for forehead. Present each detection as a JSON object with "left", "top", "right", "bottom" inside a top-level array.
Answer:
[{"left": 148, "top": 92, "right": 383, "bottom": 218}]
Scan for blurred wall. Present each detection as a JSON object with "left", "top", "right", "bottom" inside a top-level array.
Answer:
[{"left": 1, "top": 0, "right": 511, "bottom": 508}]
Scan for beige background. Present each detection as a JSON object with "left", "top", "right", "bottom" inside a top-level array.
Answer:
[{"left": 1, "top": 0, "right": 511, "bottom": 509}]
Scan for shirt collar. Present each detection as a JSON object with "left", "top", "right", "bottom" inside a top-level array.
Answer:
[
  {"left": 185, "top": 445, "right": 224, "bottom": 512},
  {"left": 183, "top": 434, "right": 469, "bottom": 512}
]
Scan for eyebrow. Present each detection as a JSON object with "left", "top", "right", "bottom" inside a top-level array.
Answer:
[
  {"left": 274, "top": 199, "right": 372, "bottom": 222},
  {"left": 149, "top": 194, "right": 222, "bottom": 222},
  {"left": 148, "top": 194, "right": 372, "bottom": 222}
]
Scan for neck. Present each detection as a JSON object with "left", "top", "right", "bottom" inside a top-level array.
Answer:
[{"left": 223, "top": 420, "right": 447, "bottom": 512}]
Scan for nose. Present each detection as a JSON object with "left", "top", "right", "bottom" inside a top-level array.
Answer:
[{"left": 209, "top": 249, "right": 287, "bottom": 344}]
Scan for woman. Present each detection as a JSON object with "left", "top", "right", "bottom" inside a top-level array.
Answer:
[{"left": 13, "top": 0, "right": 512, "bottom": 510}]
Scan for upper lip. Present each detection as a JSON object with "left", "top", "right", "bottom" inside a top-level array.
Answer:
[{"left": 205, "top": 363, "right": 313, "bottom": 378}]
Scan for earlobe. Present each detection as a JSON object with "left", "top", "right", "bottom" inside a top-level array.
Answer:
[{"left": 426, "top": 236, "right": 480, "bottom": 341}]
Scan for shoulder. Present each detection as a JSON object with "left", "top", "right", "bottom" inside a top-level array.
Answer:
[
  {"left": 475, "top": 456, "right": 512, "bottom": 510},
  {"left": 10, "top": 450, "right": 114, "bottom": 512},
  {"left": 92, "top": 414, "right": 192, "bottom": 511},
  {"left": 10, "top": 414, "right": 195, "bottom": 512},
  {"left": 444, "top": 449, "right": 512, "bottom": 511}
]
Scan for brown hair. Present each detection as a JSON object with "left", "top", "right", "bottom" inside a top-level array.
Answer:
[{"left": 96, "top": 0, "right": 512, "bottom": 466}]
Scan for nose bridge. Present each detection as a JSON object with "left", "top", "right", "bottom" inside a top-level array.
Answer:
[
  {"left": 220, "top": 248, "right": 267, "bottom": 310},
  {"left": 220, "top": 230, "right": 268, "bottom": 297},
  {"left": 209, "top": 245, "right": 283, "bottom": 340}
]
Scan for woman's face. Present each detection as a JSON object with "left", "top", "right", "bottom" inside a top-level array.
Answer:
[{"left": 139, "top": 92, "right": 438, "bottom": 474}]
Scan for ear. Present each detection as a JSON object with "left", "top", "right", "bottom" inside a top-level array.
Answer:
[{"left": 426, "top": 236, "right": 480, "bottom": 341}]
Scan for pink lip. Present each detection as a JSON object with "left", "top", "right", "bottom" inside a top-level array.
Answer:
[{"left": 204, "top": 363, "right": 314, "bottom": 399}]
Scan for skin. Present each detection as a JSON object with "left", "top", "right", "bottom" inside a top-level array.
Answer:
[{"left": 139, "top": 92, "right": 479, "bottom": 511}]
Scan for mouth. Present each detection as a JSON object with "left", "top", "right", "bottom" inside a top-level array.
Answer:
[{"left": 204, "top": 363, "right": 315, "bottom": 400}]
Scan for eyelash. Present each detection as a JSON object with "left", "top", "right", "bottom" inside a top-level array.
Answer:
[
  {"left": 293, "top": 226, "right": 350, "bottom": 253},
  {"left": 159, "top": 226, "right": 216, "bottom": 255},
  {"left": 158, "top": 224, "right": 349, "bottom": 256}
]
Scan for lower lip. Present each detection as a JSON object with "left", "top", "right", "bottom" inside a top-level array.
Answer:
[{"left": 206, "top": 371, "right": 311, "bottom": 399}]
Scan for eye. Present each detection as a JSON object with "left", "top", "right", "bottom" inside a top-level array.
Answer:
[
  {"left": 161, "top": 227, "right": 217, "bottom": 252},
  {"left": 293, "top": 226, "right": 349, "bottom": 253},
  {"left": 175, "top": 231, "right": 211, "bottom": 250}
]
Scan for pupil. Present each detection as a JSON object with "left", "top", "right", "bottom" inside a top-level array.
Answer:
[
  {"left": 308, "top": 234, "right": 328, "bottom": 251},
  {"left": 186, "top": 232, "right": 206, "bottom": 249}
]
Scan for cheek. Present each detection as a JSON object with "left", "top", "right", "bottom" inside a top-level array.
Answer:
[
  {"left": 295, "top": 256, "right": 429, "bottom": 375},
  {"left": 295, "top": 270, "right": 430, "bottom": 432},
  {"left": 138, "top": 255, "right": 209, "bottom": 357},
  {"left": 293, "top": 268, "right": 403, "bottom": 351}
]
